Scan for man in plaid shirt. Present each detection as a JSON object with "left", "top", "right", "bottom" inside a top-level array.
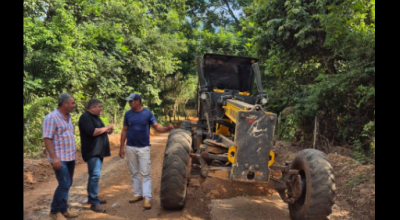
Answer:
[{"left": 43, "top": 93, "right": 78, "bottom": 220}]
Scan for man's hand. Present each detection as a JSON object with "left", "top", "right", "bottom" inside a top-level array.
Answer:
[
  {"left": 119, "top": 148, "right": 125, "bottom": 159},
  {"left": 93, "top": 124, "right": 115, "bottom": 137},
  {"left": 42, "top": 148, "right": 47, "bottom": 155},
  {"left": 167, "top": 124, "right": 174, "bottom": 131},
  {"left": 106, "top": 124, "right": 114, "bottom": 130},
  {"left": 51, "top": 157, "right": 62, "bottom": 170},
  {"left": 106, "top": 124, "right": 114, "bottom": 134}
]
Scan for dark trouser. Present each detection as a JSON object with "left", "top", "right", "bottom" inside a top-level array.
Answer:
[
  {"left": 87, "top": 157, "right": 103, "bottom": 205},
  {"left": 51, "top": 161, "right": 75, "bottom": 214}
]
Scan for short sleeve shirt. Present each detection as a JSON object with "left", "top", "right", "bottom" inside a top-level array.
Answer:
[
  {"left": 78, "top": 111, "right": 111, "bottom": 162},
  {"left": 123, "top": 108, "right": 157, "bottom": 147},
  {"left": 42, "top": 109, "right": 76, "bottom": 162}
]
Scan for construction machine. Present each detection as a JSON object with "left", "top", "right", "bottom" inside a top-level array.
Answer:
[{"left": 160, "top": 54, "right": 335, "bottom": 220}]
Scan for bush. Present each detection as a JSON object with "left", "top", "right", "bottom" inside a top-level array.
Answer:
[{"left": 23, "top": 97, "right": 57, "bottom": 156}]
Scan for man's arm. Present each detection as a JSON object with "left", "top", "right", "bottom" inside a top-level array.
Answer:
[
  {"left": 92, "top": 125, "right": 114, "bottom": 137},
  {"left": 106, "top": 127, "right": 114, "bottom": 134},
  {"left": 119, "top": 126, "right": 128, "bottom": 159},
  {"left": 79, "top": 113, "right": 114, "bottom": 137},
  {"left": 42, "top": 116, "right": 61, "bottom": 170},
  {"left": 43, "top": 138, "right": 61, "bottom": 170},
  {"left": 152, "top": 123, "right": 174, "bottom": 133}
]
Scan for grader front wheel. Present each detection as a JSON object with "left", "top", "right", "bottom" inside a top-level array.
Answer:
[{"left": 288, "top": 149, "right": 336, "bottom": 220}]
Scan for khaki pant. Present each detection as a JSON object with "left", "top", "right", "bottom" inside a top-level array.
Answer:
[{"left": 125, "top": 146, "right": 152, "bottom": 200}]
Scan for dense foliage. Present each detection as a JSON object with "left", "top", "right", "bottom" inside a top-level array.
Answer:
[
  {"left": 24, "top": 0, "right": 374, "bottom": 159},
  {"left": 247, "top": 0, "right": 375, "bottom": 157}
]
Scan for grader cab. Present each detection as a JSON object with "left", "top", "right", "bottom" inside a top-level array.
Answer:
[{"left": 160, "top": 54, "right": 335, "bottom": 220}]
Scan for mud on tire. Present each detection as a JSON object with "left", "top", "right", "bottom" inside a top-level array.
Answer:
[
  {"left": 160, "top": 128, "right": 192, "bottom": 210},
  {"left": 289, "top": 149, "right": 336, "bottom": 220}
]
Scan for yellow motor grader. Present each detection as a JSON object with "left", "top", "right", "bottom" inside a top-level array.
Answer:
[{"left": 160, "top": 54, "right": 335, "bottom": 220}]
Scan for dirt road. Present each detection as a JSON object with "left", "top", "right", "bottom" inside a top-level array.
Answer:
[{"left": 24, "top": 132, "right": 349, "bottom": 220}]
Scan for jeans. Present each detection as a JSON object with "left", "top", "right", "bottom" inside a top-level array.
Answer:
[
  {"left": 126, "top": 146, "right": 152, "bottom": 200},
  {"left": 87, "top": 157, "right": 103, "bottom": 205},
  {"left": 50, "top": 161, "right": 75, "bottom": 214}
]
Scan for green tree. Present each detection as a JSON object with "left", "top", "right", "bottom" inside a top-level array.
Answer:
[{"left": 246, "top": 0, "right": 375, "bottom": 149}]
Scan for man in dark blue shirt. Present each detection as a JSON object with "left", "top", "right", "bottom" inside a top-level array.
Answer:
[{"left": 119, "top": 93, "right": 173, "bottom": 210}]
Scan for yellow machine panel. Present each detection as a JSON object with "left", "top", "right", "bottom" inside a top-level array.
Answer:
[{"left": 215, "top": 122, "right": 231, "bottom": 135}]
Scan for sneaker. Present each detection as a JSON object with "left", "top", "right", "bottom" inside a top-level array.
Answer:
[
  {"left": 62, "top": 210, "right": 78, "bottom": 218},
  {"left": 90, "top": 204, "right": 106, "bottom": 213},
  {"left": 49, "top": 212, "right": 67, "bottom": 220},
  {"left": 128, "top": 196, "right": 143, "bottom": 203},
  {"left": 143, "top": 198, "right": 151, "bottom": 210}
]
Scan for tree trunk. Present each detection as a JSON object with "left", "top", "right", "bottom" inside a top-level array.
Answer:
[
  {"left": 325, "top": 57, "right": 337, "bottom": 74},
  {"left": 173, "top": 100, "right": 178, "bottom": 122},
  {"left": 313, "top": 116, "right": 319, "bottom": 149},
  {"left": 164, "top": 105, "right": 168, "bottom": 120},
  {"left": 177, "top": 105, "right": 180, "bottom": 121},
  {"left": 221, "top": 0, "right": 242, "bottom": 31}
]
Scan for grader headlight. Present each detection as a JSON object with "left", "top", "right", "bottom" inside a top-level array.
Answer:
[
  {"left": 200, "top": 93, "right": 207, "bottom": 100},
  {"left": 261, "top": 98, "right": 268, "bottom": 105}
]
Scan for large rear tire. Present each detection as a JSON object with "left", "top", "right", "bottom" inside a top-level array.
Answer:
[
  {"left": 180, "top": 120, "right": 192, "bottom": 132},
  {"left": 160, "top": 128, "right": 192, "bottom": 210},
  {"left": 289, "top": 149, "right": 336, "bottom": 220}
]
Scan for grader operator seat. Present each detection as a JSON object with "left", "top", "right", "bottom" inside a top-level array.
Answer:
[
  {"left": 203, "top": 54, "right": 257, "bottom": 94},
  {"left": 197, "top": 54, "right": 267, "bottom": 123}
]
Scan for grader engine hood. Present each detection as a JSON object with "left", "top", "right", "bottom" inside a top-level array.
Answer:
[{"left": 225, "top": 100, "right": 277, "bottom": 183}]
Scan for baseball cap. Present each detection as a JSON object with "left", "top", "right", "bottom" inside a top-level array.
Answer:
[{"left": 125, "top": 93, "right": 142, "bottom": 102}]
